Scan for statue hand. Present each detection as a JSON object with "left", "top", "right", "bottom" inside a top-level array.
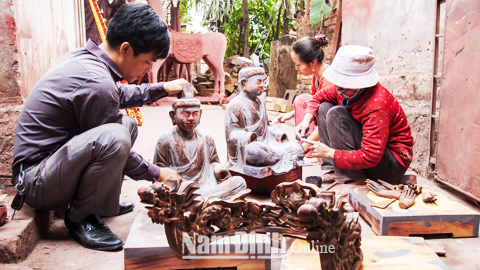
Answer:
[{"left": 164, "top": 78, "right": 189, "bottom": 95}]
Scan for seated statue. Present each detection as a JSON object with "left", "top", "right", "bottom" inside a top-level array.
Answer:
[
  {"left": 224, "top": 67, "right": 305, "bottom": 178},
  {"left": 154, "top": 98, "right": 247, "bottom": 200}
]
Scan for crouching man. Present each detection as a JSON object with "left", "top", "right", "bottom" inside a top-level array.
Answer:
[{"left": 12, "top": 3, "right": 185, "bottom": 251}]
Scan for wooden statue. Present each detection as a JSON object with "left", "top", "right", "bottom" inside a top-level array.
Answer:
[
  {"left": 147, "top": 0, "right": 227, "bottom": 99},
  {"left": 224, "top": 67, "right": 305, "bottom": 178},
  {"left": 139, "top": 179, "right": 363, "bottom": 270},
  {"left": 152, "top": 94, "right": 247, "bottom": 200}
]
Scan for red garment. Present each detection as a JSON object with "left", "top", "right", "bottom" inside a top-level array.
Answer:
[
  {"left": 306, "top": 83, "right": 413, "bottom": 170},
  {"left": 311, "top": 75, "right": 334, "bottom": 96}
]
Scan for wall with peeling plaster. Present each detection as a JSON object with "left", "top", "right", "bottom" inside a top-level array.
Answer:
[
  {"left": 13, "top": 0, "right": 85, "bottom": 98},
  {"left": 340, "top": 0, "right": 436, "bottom": 176},
  {"left": 0, "top": 0, "right": 84, "bottom": 185}
]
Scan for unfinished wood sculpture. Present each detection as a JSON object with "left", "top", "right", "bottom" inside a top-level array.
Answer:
[
  {"left": 367, "top": 180, "right": 424, "bottom": 209},
  {"left": 399, "top": 189, "right": 416, "bottom": 209},
  {"left": 224, "top": 67, "right": 305, "bottom": 178},
  {"left": 422, "top": 191, "right": 437, "bottom": 203},
  {"left": 152, "top": 95, "right": 247, "bottom": 200},
  {"left": 139, "top": 179, "right": 363, "bottom": 270},
  {"left": 366, "top": 180, "right": 401, "bottom": 199}
]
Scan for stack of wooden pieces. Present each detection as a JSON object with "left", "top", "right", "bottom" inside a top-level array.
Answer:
[
  {"left": 192, "top": 72, "right": 215, "bottom": 97},
  {"left": 223, "top": 55, "right": 241, "bottom": 96},
  {"left": 266, "top": 96, "right": 292, "bottom": 121},
  {"left": 192, "top": 55, "right": 242, "bottom": 97}
]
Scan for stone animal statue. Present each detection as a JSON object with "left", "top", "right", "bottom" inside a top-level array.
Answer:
[{"left": 147, "top": 0, "right": 227, "bottom": 99}]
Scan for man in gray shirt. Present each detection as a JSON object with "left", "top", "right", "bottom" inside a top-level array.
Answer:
[{"left": 12, "top": 3, "right": 184, "bottom": 251}]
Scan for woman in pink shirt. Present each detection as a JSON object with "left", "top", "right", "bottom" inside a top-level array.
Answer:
[{"left": 273, "top": 34, "right": 333, "bottom": 164}]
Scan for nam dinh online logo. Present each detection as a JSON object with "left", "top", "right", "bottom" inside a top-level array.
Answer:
[{"left": 181, "top": 232, "right": 335, "bottom": 259}]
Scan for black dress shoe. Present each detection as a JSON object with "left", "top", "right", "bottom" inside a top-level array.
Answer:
[
  {"left": 118, "top": 202, "right": 134, "bottom": 216},
  {"left": 65, "top": 214, "right": 123, "bottom": 251},
  {"left": 100, "top": 202, "right": 135, "bottom": 217}
]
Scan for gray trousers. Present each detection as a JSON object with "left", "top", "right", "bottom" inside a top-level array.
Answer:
[
  {"left": 317, "top": 102, "right": 407, "bottom": 183},
  {"left": 21, "top": 115, "right": 137, "bottom": 216}
]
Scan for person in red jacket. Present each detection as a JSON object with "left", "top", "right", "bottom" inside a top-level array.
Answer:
[{"left": 296, "top": 45, "right": 413, "bottom": 183}]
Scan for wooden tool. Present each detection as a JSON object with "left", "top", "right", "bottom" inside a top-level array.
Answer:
[
  {"left": 325, "top": 181, "right": 339, "bottom": 191},
  {"left": 372, "top": 198, "right": 396, "bottom": 209}
]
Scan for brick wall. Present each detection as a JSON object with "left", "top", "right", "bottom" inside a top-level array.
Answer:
[
  {"left": 0, "top": 0, "right": 22, "bottom": 186},
  {"left": 295, "top": 3, "right": 339, "bottom": 95}
]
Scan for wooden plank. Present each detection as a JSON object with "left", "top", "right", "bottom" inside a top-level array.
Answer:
[
  {"left": 330, "top": 0, "right": 343, "bottom": 63},
  {"left": 266, "top": 102, "right": 281, "bottom": 112},
  {"left": 197, "top": 88, "right": 215, "bottom": 96},
  {"left": 225, "top": 84, "right": 235, "bottom": 94},
  {"left": 196, "top": 74, "right": 208, "bottom": 82},
  {"left": 126, "top": 254, "right": 265, "bottom": 270},
  {"left": 199, "top": 81, "right": 214, "bottom": 88},
  {"left": 372, "top": 199, "right": 397, "bottom": 209},
  {"left": 388, "top": 220, "right": 476, "bottom": 238},
  {"left": 348, "top": 186, "right": 480, "bottom": 237},
  {"left": 266, "top": 97, "right": 289, "bottom": 106},
  {"left": 281, "top": 236, "right": 449, "bottom": 269},
  {"left": 280, "top": 104, "right": 288, "bottom": 113}
]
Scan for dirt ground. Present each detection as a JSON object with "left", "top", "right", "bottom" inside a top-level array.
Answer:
[{"left": 2, "top": 104, "right": 480, "bottom": 270}]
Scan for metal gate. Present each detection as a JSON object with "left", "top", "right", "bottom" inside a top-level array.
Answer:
[{"left": 435, "top": 0, "right": 480, "bottom": 201}]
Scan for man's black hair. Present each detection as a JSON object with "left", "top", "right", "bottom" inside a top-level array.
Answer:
[{"left": 107, "top": 3, "right": 169, "bottom": 59}]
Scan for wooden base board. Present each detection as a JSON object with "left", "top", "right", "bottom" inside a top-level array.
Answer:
[
  {"left": 124, "top": 210, "right": 279, "bottom": 270},
  {"left": 281, "top": 236, "right": 449, "bottom": 269},
  {"left": 231, "top": 166, "right": 302, "bottom": 195},
  {"left": 348, "top": 186, "right": 480, "bottom": 237}
]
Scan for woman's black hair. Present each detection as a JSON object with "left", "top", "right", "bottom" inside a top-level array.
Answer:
[
  {"left": 291, "top": 35, "right": 328, "bottom": 65},
  {"left": 107, "top": 3, "right": 170, "bottom": 59},
  {"left": 294, "top": 10, "right": 301, "bottom": 19}
]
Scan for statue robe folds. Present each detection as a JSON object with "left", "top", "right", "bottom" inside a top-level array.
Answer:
[
  {"left": 225, "top": 93, "right": 304, "bottom": 178},
  {"left": 154, "top": 128, "right": 246, "bottom": 200}
]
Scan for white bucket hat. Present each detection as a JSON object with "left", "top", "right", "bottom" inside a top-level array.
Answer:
[{"left": 323, "top": 45, "right": 379, "bottom": 89}]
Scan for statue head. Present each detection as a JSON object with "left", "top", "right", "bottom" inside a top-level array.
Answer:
[
  {"left": 169, "top": 98, "right": 202, "bottom": 133},
  {"left": 238, "top": 67, "right": 266, "bottom": 97}
]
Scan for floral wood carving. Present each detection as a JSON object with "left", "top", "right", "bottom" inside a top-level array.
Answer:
[
  {"left": 139, "top": 180, "right": 363, "bottom": 270},
  {"left": 172, "top": 34, "right": 203, "bottom": 63}
]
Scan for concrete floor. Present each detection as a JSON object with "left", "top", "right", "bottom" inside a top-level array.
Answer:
[{"left": 2, "top": 103, "right": 480, "bottom": 269}]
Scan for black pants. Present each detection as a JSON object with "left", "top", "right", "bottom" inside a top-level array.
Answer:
[{"left": 317, "top": 102, "right": 407, "bottom": 183}]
